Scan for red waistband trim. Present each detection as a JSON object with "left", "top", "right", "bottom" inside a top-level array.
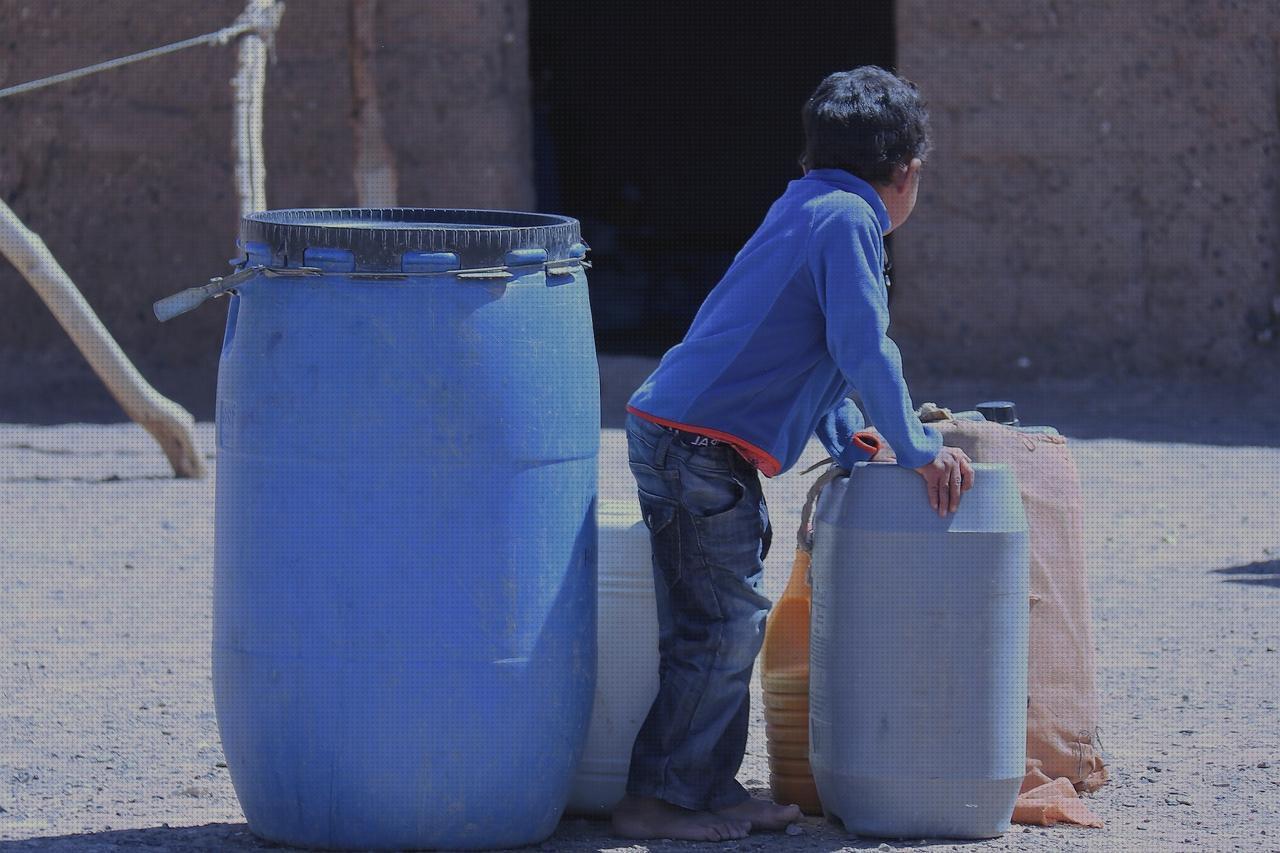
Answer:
[{"left": 626, "top": 406, "right": 782, "bottom": 478}]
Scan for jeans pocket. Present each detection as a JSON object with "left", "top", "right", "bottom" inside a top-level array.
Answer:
[
  {"left": 637, "top": 488, "right": 683, "bottom": 590},
  {"left": 677, "top": 463, "right": 746, "bottom": 520},
  {"left": 688, "top": 468, "right": 767, "bottom": 577}
]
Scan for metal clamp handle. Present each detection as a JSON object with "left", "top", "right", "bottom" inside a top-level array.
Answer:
[
  {"left": 153, "top": 265, "right": 266, "bottom": 322},
  {"left": 153, "top": 264, "right": 331, "bottom": 321}
]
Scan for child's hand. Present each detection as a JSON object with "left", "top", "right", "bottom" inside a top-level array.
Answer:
[{"left": 913, "top": 446, "right": 975, "bottom": 517}]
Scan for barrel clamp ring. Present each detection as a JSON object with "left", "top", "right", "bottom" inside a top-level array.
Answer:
[{"left": 153, "top": 258, "right": 592, "bottom": 322}]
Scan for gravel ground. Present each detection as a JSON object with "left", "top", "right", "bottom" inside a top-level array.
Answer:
[{"left": 1, "top": 389, "right": 1278, "bottom": 851}]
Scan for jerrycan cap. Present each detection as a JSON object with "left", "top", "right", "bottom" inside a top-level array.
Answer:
[{"left": 976, "top": 400, "right": 1019, "bottom": 426}]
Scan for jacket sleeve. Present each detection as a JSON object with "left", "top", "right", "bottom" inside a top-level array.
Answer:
[
  {"left": 814, "top": 397, "right": 883, "bottom": 468},
  {"left": 808, "top": 202, "right": 942, "bottom": 469}
]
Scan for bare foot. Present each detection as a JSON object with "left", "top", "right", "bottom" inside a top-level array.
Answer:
[
  {"left": 713, "top": 796, "right": 803, "bottom": 831},
  {"left": 612, "top": 794, "right": 751, "bottom": 841}
]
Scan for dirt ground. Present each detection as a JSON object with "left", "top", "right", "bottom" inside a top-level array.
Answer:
[{"left": 1, "top": 367, "right": 1278, "bottom": 852}]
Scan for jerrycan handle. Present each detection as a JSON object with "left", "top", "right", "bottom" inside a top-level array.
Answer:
[{"left": 797, "top": 464, "right": 847, "bottom": 551}]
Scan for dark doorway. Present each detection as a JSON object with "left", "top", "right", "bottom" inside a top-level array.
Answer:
[{"left": 530, "top": 1, "right": 896, "bottom": 356}]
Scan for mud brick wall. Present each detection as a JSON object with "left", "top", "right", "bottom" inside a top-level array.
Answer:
[
  {"left": 891, "top": 0, "right": 1280, "bottom": 379},
  {"left": 0, "top": 0, "right": 534, "bottom": 420}
]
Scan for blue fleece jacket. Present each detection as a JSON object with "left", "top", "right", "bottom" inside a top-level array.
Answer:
[{"left": 626, "top": 168, "right": 942, "bottom": 476}]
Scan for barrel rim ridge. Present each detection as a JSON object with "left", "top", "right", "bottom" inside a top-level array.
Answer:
[{"left": 241, "top": 207, "right": 583, "bottom": 270}]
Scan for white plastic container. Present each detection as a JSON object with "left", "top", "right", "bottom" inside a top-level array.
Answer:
[{"left": 565, "top": 499, "right": 659, "bottom": 815}]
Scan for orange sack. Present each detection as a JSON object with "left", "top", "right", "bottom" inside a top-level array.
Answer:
[
  {"left": 932, "top": 419, "right": 1108, "bottom": 793},
  {"left": 1014, "top": 760, "right": 1104, "bottom": 828}
]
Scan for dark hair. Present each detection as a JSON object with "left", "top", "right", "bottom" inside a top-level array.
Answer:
[{"left": 801, "top": 66, "right": 932, "bottom": 184}]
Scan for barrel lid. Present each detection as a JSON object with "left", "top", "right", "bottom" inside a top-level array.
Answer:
[{"left": 240, "top": 208, "right": 583, "bottom": 271}]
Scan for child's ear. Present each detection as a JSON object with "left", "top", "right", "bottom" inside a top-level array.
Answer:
[
  {"left": 903, "top": 158, "right": 923, "bottom": 189},
  {"left": 892, "top": 159, "right": 922, "bottom": 194}
]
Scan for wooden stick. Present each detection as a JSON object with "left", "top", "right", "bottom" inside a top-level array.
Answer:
[
  {"left": 348, "top": 0, "right": 398, "bottom": 207},
  {"left": 232, "top": 0, "right": 276, "bottom": 219},
  {"left": 0, "top": 199, "right": 205, "bottom": 478}
]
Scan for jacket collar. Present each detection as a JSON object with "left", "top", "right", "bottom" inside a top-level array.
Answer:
[{"left": 803, "top": 168, "right": 893, "bottom": 233}]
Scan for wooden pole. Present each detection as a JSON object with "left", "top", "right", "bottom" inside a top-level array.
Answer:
[
  {"left": 231, "top": 0, "right": 276, "bottom": 219},
  {"left": 0, "top": 1, "right": 286, "bottom": 478},
  {"left": 0, "top": 199, "right": 205, "bottom": 478},
  {"left": 348, "top": 0, "right": 398, "bottom": 207}
]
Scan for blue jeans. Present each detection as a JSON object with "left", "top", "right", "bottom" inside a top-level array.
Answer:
[{"left": 623, "top": 413, "right": 773, "bottom": 811}]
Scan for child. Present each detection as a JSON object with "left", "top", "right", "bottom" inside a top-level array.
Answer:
[{"left": 612, "top": 67, "right": 975, "bottom": 842}]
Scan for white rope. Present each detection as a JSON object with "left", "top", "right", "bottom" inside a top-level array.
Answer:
[{"left": 0, "top": 3, "right": 285, "bottom": 101}]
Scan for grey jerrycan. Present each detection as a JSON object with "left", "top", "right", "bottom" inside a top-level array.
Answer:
[{"left": 809, "top": 462, "right": 1029, "bottom": 839}]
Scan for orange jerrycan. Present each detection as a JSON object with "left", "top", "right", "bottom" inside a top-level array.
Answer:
[
  {"left": 762, "top": 548, "right": 820, "bottom": 813},
  {"left": 762, "top": 464, "right": 843, "bottom": 815}
]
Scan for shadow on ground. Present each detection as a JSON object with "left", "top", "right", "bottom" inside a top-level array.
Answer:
[
  {"left": 0, "top": 823, "right": 268, "bottom": 852},
  {"left": 1211, "top": 559, "right": 1280, "bottom": 588},
  {"left": 0, "top": 818, "right": 994, "bottom": 852},
  {"left": 0, "top": 474, "right": 179, "bottom": 484}
]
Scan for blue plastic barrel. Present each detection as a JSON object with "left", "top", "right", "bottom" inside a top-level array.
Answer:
[
  {"left": 211, "top": 209, "right": 599, "bottom": 850},
  {"left": 809, "top": 462, "right": 1029, "bottom": 840}
]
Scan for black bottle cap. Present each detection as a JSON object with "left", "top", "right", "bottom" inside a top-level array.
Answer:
[{"left": 976, "top": 401, "right": 1019, "bottom": 425}]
